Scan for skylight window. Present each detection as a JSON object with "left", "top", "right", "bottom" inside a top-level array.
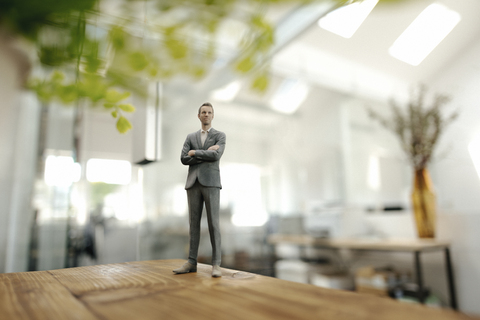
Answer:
[
  {"left": 389, "top": 3, "right": 461, "bottom": 66},
  {"left": 210, "top": 81, "right": 241, "bottom": 102},
  {"left": 270, "top": 78, "right": 309, "bottom": 114},
  {"left": 318, "top": 0, "right": 379, "bottom": 38}
]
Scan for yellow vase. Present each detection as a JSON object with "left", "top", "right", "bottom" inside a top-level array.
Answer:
[{"left": 411, "top": 168, "right": 436, "bottom": 238}]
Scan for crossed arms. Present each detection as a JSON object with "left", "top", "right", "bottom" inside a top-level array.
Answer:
[
  {"left": 181, "top": 132, "right": 226, "bottom": 166},
  {"left": 188, "top": 145, "right": 219, "bottom": 156}
]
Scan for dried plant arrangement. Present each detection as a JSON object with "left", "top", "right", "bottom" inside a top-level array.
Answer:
[{"left": 368, "top": 85, "right": 458, "bottom": 170}]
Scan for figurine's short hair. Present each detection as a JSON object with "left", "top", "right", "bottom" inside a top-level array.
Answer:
[{"left": 198, "top": 102, "right": 214, "bottom": 114}]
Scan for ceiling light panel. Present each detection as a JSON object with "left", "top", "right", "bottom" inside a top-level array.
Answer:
[
  {"left": 389, "top": 3, "right": 461, "bottom": 66},
  {"left": 270, "top": 78, "right": 309, "bottom": 114},
  {"left": 318, "top": 0, "right": 379, "bottom": 39},
  {"left": 210, "top": 81, "right": 241, "bottom": 102}
]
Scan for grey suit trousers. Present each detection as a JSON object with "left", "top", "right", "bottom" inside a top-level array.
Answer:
[{"left": 187, "top": 180, "right": 221, "bottom": 266}]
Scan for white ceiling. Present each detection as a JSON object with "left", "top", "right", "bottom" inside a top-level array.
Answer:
[
  {"left": 155, "top": 0, "right": 480, "bottom": 113},
  {"left": 270, "top": 0, "right": 480, "bottom": 101}
]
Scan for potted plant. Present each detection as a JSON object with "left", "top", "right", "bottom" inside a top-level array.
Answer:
[{"left": 368, "top": 85, "right": 458, "bottom": 238}]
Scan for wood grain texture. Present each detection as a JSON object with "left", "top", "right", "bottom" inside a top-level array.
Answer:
[
  {"left": 1, "top": 259, "right": 478, "bottom": 320},
  {"left": 0, "top": 270, "right": 97, "bottom": 320}
]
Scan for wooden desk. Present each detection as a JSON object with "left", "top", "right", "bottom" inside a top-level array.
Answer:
[
  {"left": 0, "top": 259, "right": 476, "bottom": 320},
  {"left": 269, "top": 235, "right": 458, "bottom": 309}
]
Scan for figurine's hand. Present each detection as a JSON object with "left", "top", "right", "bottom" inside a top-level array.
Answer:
[
  {"left": 188, "top": 150, "right": 196, "bottom": 156},
  {"left": 208, "top": 145, "right": 220, "bottom": 151}
]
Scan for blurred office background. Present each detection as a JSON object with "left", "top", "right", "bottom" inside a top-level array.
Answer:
[{"left": 1, "top": 0, "right": 480, "bottom": 316}]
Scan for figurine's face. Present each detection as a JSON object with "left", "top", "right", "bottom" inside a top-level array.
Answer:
[{"left": 198, "top": 106, "right": 214, "bottom": 125}]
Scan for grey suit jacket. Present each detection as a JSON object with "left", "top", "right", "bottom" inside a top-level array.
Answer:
[{"left": 181, "top": 128, "right": 226, "bottom": 189}]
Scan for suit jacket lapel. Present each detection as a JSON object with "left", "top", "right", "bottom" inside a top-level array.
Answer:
[
  {"left": 195, "top": 130, "right": 203, "bottom": 149},
  {"left": 204, "top": 128, "right": 216, "bottom": 147}
]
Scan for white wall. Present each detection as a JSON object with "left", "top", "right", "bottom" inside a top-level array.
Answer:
[
  {"left": 0, "top": 32, "right": 40, "bottom": 273},
  {"left": 429, "top": 39, "right": 480, "bottom": 214},
  {"left": 338, "top": 36, "right": 480, "bottom": 315},
  {"left": 427, "top": 37, "right": 480, "bottom": 316}
]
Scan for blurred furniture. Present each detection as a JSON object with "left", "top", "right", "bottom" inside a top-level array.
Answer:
[
  {"left": 1, "top": 259, "right": 474, "bottom": 320},
  {"left": 269, "top": 235, "right": 458, "bottom": 310}
]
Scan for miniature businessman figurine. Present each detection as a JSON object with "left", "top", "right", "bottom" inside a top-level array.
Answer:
[{"left": 173, "top": 102, "right": 226, "bottom": 277}]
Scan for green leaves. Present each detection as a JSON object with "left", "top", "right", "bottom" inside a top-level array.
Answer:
[
  {"left": 235, "top": 56, "right": 255, "bottom": 73},
  {"left": 77, "top": 74, "right": 108, "bottom": 102},
  {"left": 29, "top": 71, "right": 134, "bottom": 133},
  {"left": 9, "top": 0, "right": 368, "bottom": 133},
  {"left": 116, "top": 116, "right": 132, "bottom": 134},
  {"left": 108, "top": 26, "right": 126, "bottom": 50},
  {"left": 128, "top": 52, "right": 149, "bottom": 71},
  {"left": 231, "top": 9, "right": 276, "bottom": 91},
  {"left": 251, "top": 72, "right": 269, "bottom": 92},
  {"left": 119, "top": 104, "right": 135, "bottom": 112},
  {"left": 164, "top": 27, "right": 188, "bottom": 60},
  {"left": 29, "top": 71, "right": 69, "bottom": 102},
  {"left": 84, "top": 53, "right": 103, "bottom": 74},
  {"left": 105, "top": 89, "right": 131, "bottom": 104},
  {"left": 58, "top": 84, "right": 79, "bottom": 103},
  {"left": 105, "top": 90, "right": 134, "bottom": 134}
]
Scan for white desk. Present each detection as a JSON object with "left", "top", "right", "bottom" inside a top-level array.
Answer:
[{"left": 268, "top": 235, "right": 458, "bottom": 309}]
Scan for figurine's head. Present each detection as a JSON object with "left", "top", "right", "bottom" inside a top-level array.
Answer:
[{"left": 198, "top": 102, "right": 214, "bottom": 126}]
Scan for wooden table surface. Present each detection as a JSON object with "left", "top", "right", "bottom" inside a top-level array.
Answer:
[
  {"left": 268, "top": 234, "right": 451, "bottom": 251},
  {"left": 0, "top": 259, "right": 477, "bottom": 320}
]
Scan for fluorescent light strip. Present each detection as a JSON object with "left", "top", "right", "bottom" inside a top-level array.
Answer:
[
  {"left": 318, "top": 0, "right": 379, "bottom": 39},
  {"left": 389, "top": 3, "right": 461, "bottom": 66}
]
